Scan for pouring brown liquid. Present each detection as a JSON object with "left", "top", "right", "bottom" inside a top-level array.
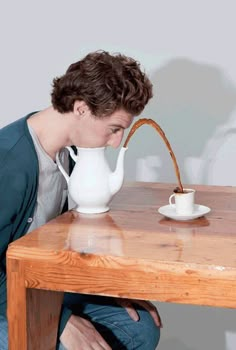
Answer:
[{"left": 123, "top": 118, "right": 184, "bottom": 193}]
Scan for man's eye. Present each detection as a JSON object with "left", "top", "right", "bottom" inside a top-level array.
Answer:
[{"left": 112, "top": 128, "right": 121, "bottom": 134}]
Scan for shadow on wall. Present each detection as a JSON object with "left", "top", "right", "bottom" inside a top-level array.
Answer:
[
  {"left": 155, "top": 302, "right": 236, "bottom": 350},
  {"left": 123, "top": 58, "right": 236, "bottom": 185}
]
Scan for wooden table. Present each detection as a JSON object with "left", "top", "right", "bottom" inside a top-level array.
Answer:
[{"left": 7, "top": 182, "right": 236, "bottom": 349}]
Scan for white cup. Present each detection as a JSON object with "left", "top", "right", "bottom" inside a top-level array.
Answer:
[{"left": 169, "top": 188, "right": 195, "bottom": 215}]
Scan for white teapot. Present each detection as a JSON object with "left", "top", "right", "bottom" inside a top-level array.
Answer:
[{"left": 56, "top": 146, "right": 128, "bottom": 214}]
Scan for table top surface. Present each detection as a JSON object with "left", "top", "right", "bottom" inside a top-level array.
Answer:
[{"left": 9, "top": 182, "right": 236, "bottom": 271}]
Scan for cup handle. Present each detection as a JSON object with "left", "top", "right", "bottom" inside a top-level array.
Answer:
[{"left": 169, "top": 194, "right": 175, "bottom": 206}]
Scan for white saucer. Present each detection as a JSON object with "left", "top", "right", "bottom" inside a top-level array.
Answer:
[{"left": 158, "top": 204, "right": 211, "bottom": 221}]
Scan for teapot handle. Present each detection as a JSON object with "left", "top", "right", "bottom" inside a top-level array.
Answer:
[
  {"left": 56, "top": 147, "right": 77, "bottom": 183},
  {"left": 65, "top": 146, "right": 77, "bottom": 162}
]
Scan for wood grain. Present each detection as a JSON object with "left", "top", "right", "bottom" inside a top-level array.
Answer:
[{"left": 7, "top": 182, "right": 236, "bottom": 349}]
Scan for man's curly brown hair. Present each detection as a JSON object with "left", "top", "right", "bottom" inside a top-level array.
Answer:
[{"left": 51, "top": 50, "right": 153, "bottom": 117}]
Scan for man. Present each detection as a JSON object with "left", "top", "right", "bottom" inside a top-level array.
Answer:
[{"left": 0, "top": 50, "right": 162, "bottom": 349}]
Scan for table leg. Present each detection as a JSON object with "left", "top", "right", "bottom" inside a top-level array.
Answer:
[
  {"left": 27, "top": 289, "right": 64, "bottom": 350},
  {"left": 7, "top": 258, "right": 64, "bottom": 350}
]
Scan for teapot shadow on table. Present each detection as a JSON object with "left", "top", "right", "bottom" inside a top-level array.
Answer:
[{"left": 65, "top": 212, "right": 125, "bottom": 256}]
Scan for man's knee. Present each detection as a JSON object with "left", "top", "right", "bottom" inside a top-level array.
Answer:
[{"left": 132, "top": 308, "right": 161, "bottom": 349}]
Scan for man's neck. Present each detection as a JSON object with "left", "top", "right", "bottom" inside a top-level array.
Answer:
[{"left": 27, "top": 106, "right": 71, "bottom": 160}]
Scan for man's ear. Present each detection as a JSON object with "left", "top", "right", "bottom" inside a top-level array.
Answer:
[{"left": 73, "top": 100, "right": 89, "bottom": 117}]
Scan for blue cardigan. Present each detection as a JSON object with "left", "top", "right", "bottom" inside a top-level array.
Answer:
[{"left": 0, "top": 114, "right": 72, "bottom": 338}]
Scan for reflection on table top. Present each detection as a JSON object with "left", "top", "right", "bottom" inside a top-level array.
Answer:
[{"left": 11, "top": 182, "right": 236, "bottom": 269}]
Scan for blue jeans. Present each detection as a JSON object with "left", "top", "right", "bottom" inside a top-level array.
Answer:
[
  {"left": 59, "top": 293, "right": 160, "bottom": 349},
  {"left": 0, "top": 315, "right": 8, "bottom": 350},
  {"left": 0, "top": 294, "right": 160, "bottom": 350}
]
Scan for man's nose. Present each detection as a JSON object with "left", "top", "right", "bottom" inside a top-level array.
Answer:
[{"left": 107, "top": 132, "right": 124, "bottom": 148}]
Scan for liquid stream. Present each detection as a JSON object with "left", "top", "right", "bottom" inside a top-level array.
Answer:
[{"left": 123, "top": 118, "right": 184, "bottom": 193}]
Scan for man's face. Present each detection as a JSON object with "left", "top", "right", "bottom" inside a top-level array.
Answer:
[{"left": 71, "top": 109, "right": 134, "bottom": 148}]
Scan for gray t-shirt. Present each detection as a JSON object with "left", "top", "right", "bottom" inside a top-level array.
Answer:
[{"left": 27, "top": 126, "right": 68, "bottom": 233}]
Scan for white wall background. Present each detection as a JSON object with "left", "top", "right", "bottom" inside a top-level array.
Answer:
[{"left": 1, "top": 1, "right": 236, "bottom": 349}]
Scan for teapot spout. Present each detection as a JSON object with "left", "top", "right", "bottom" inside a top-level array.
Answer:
[{"left": 109, "top": 147, "right": 128, "bottom": 196}]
